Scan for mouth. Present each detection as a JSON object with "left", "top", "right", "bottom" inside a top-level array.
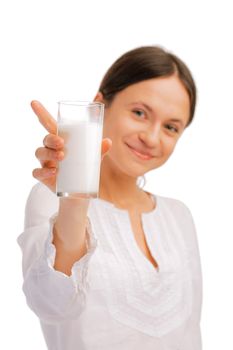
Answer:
[{"left": 126, "top": 143, "right": 154, "bottom": 160}]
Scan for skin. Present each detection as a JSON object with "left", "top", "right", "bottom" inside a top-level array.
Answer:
[
  {"left": 96, "top": 74, "right": 190, "bottom": 211},
  {"left": 33, "top": 74, "right": 190, "bottom": 206},
  {"left": 32, "top": 103, "right": 112, "bottom": 191},
  {"left": 31, "top": 73, "right": 190, "bottom": 274}
]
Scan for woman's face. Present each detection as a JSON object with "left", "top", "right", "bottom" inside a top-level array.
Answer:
[{"left": 99, "top": 74, "right": 190, "bottom": 178}]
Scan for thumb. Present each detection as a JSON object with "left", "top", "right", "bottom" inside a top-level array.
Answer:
[{"left": 101, "top": 138, "right": 112, "bottom": 159}]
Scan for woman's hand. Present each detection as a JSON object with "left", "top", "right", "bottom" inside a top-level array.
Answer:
[{"left": 31, "top": 100, "right": 112, "bottom": 193}]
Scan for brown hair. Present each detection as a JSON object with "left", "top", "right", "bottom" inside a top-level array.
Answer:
[{"left": 98, "top": 46, "right": 196, "bottom": 127}]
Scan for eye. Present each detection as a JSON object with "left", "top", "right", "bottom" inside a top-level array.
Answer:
[
  {"left": 165, "top": 124, "right": 179, "bottom": 133},
  {"left": 133, "top": 109, "right": 146, "bottom": 118}
]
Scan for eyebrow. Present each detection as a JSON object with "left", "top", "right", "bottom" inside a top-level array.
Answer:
[{"left": 127, "top": 101, "right": 185, "bottom": 128}]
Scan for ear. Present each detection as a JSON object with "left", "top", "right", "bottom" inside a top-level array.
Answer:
[{"left": 94, "top": 91, "right": 104, "bottom": 103}]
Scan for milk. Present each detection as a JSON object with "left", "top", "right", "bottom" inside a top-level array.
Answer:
[{"left": 57, "top": 121, "right": 103, "bottom": 197}]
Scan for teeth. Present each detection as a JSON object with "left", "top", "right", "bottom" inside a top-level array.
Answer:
[
  {"left": 136, "top": 151, "right": 151, "bottom": 158},
  {"left": 138, "top": 151, "right": 149, "bottom": 157},
  {"left": 126, "top": 143, "right": 152, "bottom": 159},
  {"left": 131, "top": 147, "right": 151, "bottom": 159}
]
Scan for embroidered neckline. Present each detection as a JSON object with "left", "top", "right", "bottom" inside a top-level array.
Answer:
[{"left": 93, "top": 192, "right": 159, "bottom": 216}]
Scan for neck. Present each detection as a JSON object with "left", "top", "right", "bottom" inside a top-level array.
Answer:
[{"left": 99, "top": 156, "right": 147, "bottom": 210}]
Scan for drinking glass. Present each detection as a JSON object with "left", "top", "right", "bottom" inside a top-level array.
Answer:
[{"left": 56, "top": 101, "right": 104, "bottom": 198}]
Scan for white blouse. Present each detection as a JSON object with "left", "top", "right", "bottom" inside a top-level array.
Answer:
[{"left": 17, "top": 183, "right": 203, "bottom": 350}]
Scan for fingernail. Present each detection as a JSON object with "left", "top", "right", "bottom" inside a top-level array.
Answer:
[{"left": 48, "top": 168, "right": 56, "bottom": 174}]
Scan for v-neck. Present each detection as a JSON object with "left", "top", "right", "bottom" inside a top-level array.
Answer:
[
  {"left": 86, "top": 194, "right": 194, "bottom": 338},
  {"left": 93, "top": 193, "right": 161, "bottom": 275}
]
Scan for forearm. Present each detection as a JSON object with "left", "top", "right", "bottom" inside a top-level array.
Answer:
[{"left": 52, "top": 197, "right": 90, "bottom": 276}]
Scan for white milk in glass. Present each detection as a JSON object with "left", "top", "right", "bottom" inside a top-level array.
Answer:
[{"left": 57, "top": 121, "right": 103, "bottom": 197}]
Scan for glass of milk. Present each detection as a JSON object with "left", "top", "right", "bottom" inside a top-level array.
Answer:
[{"left": 56, "top": 101, "right": 104, "bottom": 198}]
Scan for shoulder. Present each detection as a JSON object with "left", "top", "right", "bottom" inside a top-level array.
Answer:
[
  {"left": 155, "top": 193, "right": 193, "bottom": 217},
  {"left": 152, "top": 193, "right": 197, "bottom": 231},
  {"left": 155, "top": 193, "right": 200, "bottom": 249}
]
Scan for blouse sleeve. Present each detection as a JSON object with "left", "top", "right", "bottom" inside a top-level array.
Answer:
[
  {"left": 178, "top": 203, "right": 203, "bottom": 350},
  {"left": 17, "top": 183, "right": 98, "bottom": 324}
]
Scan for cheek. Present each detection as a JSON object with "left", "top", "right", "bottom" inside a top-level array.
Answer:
[
  {"left": 103, "top": 116, "right": 130, "bottom": 140},
  {"left": 163, "top": 137, "right": 178, "bottom": 156},
  {"left": 102, "top": 120, "right": 115, "bottom": 139},
  {"left": 103, "top": 126, "right": 120, "bottom": 143}
]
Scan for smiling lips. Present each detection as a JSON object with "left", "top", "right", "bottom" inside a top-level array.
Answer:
[{"left": 126, "top": 143, "right": 154, "bottom": 160}]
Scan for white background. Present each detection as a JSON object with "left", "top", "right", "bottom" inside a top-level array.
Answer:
[{"left": 1, "top": 0, "right": 232, "bottom": 349}]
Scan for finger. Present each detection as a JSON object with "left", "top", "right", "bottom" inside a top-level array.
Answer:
[
  {"left": 32, "top": 168, "right": 56, "bottom": 192},
  {"left": 32, "top": 168, "right": 57, "bottom": 178},
  {"left": 101, "top": 138, "right": 112, "bottom": 157},
  {"left": 43, "top": 134, "right": 64, "bottom": 150},
  {"left": 31, "top": 100, "right": 57, "bottom": 134},
  {"left": 35, "top": 147, "right": 64, "bottom": 162},
  {"left": 32, "top": 167, "right": 57, "bottom": 179},
  {"left": 40, "top": 159, "right": 57, "bottom": 168}
]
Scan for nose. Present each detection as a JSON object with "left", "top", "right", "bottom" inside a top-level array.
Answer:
[{"left": 138, "top": 123, "right": 161, "bottom": 148}]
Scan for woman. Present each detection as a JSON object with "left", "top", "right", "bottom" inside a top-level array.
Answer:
[{"left": 18, "top": 46, "right": 203, "bottom": 350}]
